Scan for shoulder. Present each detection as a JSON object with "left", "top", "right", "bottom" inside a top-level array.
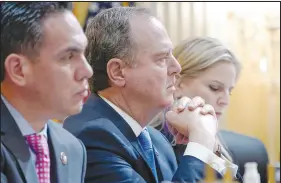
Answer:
[
  {"left": 220, "top": 130, "right": 266, "bottom": 148},
  {"left": 48, "top": 121, "right": 85, "bottom": 152},
  {"left": 219, "top": 130, "right": 268, "bottom": 160},
  {"left": 76, "top": 118, "right": 132, "bottom": 149}
]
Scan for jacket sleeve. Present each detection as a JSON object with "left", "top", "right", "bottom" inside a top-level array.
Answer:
[{"left": 172, "top": 155, "right": 205, "bottom": 183}]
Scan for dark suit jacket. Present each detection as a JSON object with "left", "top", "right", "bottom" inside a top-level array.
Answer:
[
  {"left": 162, "top": 129, "right": 268, "bottom": 183},
  {"left": 64, "top": 94, "right": 209, "bottom": 183},
  {"left": 220, "top": 130, "right": 269, "bottom": 183},
  {"left": 0, "top": 99, "right": 87, "bottom": 183}
]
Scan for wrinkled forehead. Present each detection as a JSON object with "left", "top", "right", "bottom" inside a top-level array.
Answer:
[{"left": 130, "top": 16, "right": 173, "bottom": 53}]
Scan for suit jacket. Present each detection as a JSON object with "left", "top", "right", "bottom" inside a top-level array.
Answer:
[
  {"left": 63, "top": 94, "right": 207, "bottom": 183},
  {"left": 0, "top": 99, "right": 87, "bottom": 183},
  {"left": 162, "top": 129, "right": 267, "bottom": 183},
  {"left": 220, "top": 130, "right": 269, "bottom": 183}
]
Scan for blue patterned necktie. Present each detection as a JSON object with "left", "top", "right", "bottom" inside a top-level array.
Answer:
[{"left": 138, "top": 128, "right": 158, "bottom": 183}]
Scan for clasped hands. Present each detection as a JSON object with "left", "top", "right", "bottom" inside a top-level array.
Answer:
[{"left": 165, "top": 96, "right": 218, "bottom": 152}]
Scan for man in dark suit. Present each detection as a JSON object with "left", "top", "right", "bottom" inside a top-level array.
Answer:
[
  {"left": 64, "top": 7, "right": 237, "bottom": 183},
  {"left": 1, "top": 2, "right": 93, "bottom": 183}
]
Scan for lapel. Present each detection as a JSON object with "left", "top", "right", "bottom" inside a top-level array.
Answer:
[
  {"left": 47, "top": 121, "right": 69, "bottom": 183},
  {"left": 148, "top": 127, "right": 175, "bottom": 182},
  {"left": 152, "top": 145, "right": 164, "bottom": 181},
  {"left": 0, "top": 99, "right": 39, "bottom": 183},
  {"left": 88, "top": 94, "right": 157, "bottom": 182}
]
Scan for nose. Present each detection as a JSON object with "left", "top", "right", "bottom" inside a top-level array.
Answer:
[
  {"left": 217, "top": 92, "right": 230, "bottom": 107},
  {"left": 75, "top": 56, "right": 93, "bottom": 81},
  {"left": 168, "top": 54, "right": 182, "bottom": 76}
]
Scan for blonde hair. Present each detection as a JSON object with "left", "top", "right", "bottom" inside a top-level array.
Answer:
[
  {"left": 174, "top": 37, "right": 241, "bottom": 79},
  {"left": 150, "top": 37, "right": 241, "bottom": 162}
]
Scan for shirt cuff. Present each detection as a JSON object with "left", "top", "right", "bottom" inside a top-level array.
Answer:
[{"left": 183, "top": 142, "right": 238, "bottom": 177}]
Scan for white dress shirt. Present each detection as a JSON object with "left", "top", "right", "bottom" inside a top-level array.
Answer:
[{"left": 100, "top": 95, "right": 238, "bottom": 177}]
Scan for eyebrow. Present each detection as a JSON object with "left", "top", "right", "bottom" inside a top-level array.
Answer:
[
  {"left": 58, "top": 45, "right": 85, "bottom": 55},
  {"left": 210, "top": 80, "right": 234, "bottom": 90},
  {"left": 211, "top": 80, "right": 224, "bottom": 85},
  {"left": 64, "top": 46, "right": 83, "bottom": 53},
  {"left": 58, "top": 36, "right": 88, "bottom": 55},
  {"left": 153, "top": 48, "right": 172, "bottom": 57}
]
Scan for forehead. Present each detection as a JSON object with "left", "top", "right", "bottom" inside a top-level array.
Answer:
[
  {"left": 40, "top": 11, "right": 87, "bottom": 54},
  {"left": 130, "top": 16, "right": 173, "bottom": 54},
  {"left": 199, "top": 62, "right": 237, "bottom": 84}
]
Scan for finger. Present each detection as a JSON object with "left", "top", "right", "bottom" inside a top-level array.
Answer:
[
  {"left": 183, "top": 136, "right": 189, "bottom": 142},
  {"left": 181, "top": 136, "right": 189, "bottom": 144},
  {"left": 200, "top": 104, "right": 216, "bottom": 117},
  {"left": 175, "top": 133, "right": 185, "bottom": 144},
  {"left": 172, "top": 96, "right": 191, "bottom": 113},
  {"left": 165, "top": 111, "right": 187, "bottom": 135},
  {"left": 188, "top": 96, "right": 205, "bottom": 111},
  {"left": 171, "top": 127, "right": 178, "bottom": 136},
  {"left": 166, "top": 123, "right": 175, "bottom": 135},
  {"left": 167, "top": 123, "right": 179, "bottom": 136}
]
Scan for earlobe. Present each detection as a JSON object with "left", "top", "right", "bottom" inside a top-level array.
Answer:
[
  {"left": 106, "top": 58, "right": 126, "bottom": 87},
  {"left": 4, "top": 54, "right": 28, "bottom": 86}
]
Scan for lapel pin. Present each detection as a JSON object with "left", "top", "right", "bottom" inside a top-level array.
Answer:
[{"left": 60, "top": 152, "right": 67, "bottom": 165}]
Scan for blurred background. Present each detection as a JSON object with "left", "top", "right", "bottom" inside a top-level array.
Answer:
[{"left": 71, "top": 2, "right": 280, "bottom": 164}]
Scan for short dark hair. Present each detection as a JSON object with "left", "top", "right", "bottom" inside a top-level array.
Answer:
[
  {"left": 0, "top": 2, "right": 72, "bottom": 82},
  {"left": 85, "top": 7, "right": 152, "bottom": 93}
]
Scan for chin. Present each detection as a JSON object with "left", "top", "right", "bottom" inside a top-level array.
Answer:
[
  {"left": 68, "top": 104, "right": 84, "bottom": 116},
  {"left": 159, "top": 97, "right": 174, "bottom": 109}
]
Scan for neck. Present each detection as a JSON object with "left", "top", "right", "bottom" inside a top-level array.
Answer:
[
  {"left": 99, "top": 88, "right": 162, "bottom": 128},
  {"left": 1, "top": 82, "right": 48, "bottom": 133}
]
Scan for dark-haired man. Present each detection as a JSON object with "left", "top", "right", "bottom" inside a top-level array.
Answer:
[{"left": 1, "top": 2, "right": 93, "bottom": 183}]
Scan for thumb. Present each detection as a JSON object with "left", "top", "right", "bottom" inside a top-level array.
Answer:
[{"left": 165, "top": 111, "right": 186, "bottom": 135}]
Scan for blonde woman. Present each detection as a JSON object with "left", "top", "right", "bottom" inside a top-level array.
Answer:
[{"left": 150, "top": 37, "right": 243, "bottom": 181}]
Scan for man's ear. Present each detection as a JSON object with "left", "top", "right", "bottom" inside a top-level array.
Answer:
[
  {"left": 4, "top": 54, "right": 30, "bottom": 86},
  {"left": 107, "top": 58, "right": 127, "bottom": 87}
]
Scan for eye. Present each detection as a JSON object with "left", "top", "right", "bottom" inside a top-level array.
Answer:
[
  {"left": 67, "top": 52, "right": 74, "bottom": 60},
  {"left": 61, "top": 51, "right": 74, "bottom": 61},
  {"left": 209, "top": 85, "right": 219, "bottom": 92},
  {"left": 156, "top": 57, "right": 167, "bottom": 66}
]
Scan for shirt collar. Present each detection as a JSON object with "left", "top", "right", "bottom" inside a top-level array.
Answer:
[
  {"left": 99, "top": 95, "right": 144, "bottom": 137},
  {"left": 1, "top": 95, "right": 48, "bottom": 138}
]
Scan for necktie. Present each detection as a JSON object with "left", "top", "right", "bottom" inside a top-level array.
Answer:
[
  {"left": 138, "top": 128, "right": 158, "bottom": 183},
  {"left": 25, "top": 134, "right": 50, "bottom": 183}
]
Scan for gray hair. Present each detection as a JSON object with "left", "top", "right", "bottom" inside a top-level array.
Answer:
[{"left": 85, "top": 7, "right": 153, "bottom": 92}]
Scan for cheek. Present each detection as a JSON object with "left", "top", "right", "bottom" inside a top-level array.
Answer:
[
  {"left": 137, "top": 68, "right": 167, "bottom": 89},
  {"left": 179, "top": 84, "right": 215, "bottom": 104},
  {"left": 196, "top": 87, "right": 219, "bottom": 107},
  {"left": 35, "top": 66, "right": 74, "bottom": 96}
]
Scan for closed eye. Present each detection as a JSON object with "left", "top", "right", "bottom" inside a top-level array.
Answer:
[{"left": 209, "top": 86, "right": 219, "bottom": 92}]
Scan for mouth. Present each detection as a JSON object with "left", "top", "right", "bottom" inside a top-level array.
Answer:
[
  {"left": 215, "top": 112, "right": 222, "bottom": 117},
  {"left": 167, "top": 85, "right": 176, "bottom": 93},
  {"left": 167, "top": 84, "right": 176, "bottom": 89},
  {"left": 76, "top": 86, "right": 89, "bottom": 98}
]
